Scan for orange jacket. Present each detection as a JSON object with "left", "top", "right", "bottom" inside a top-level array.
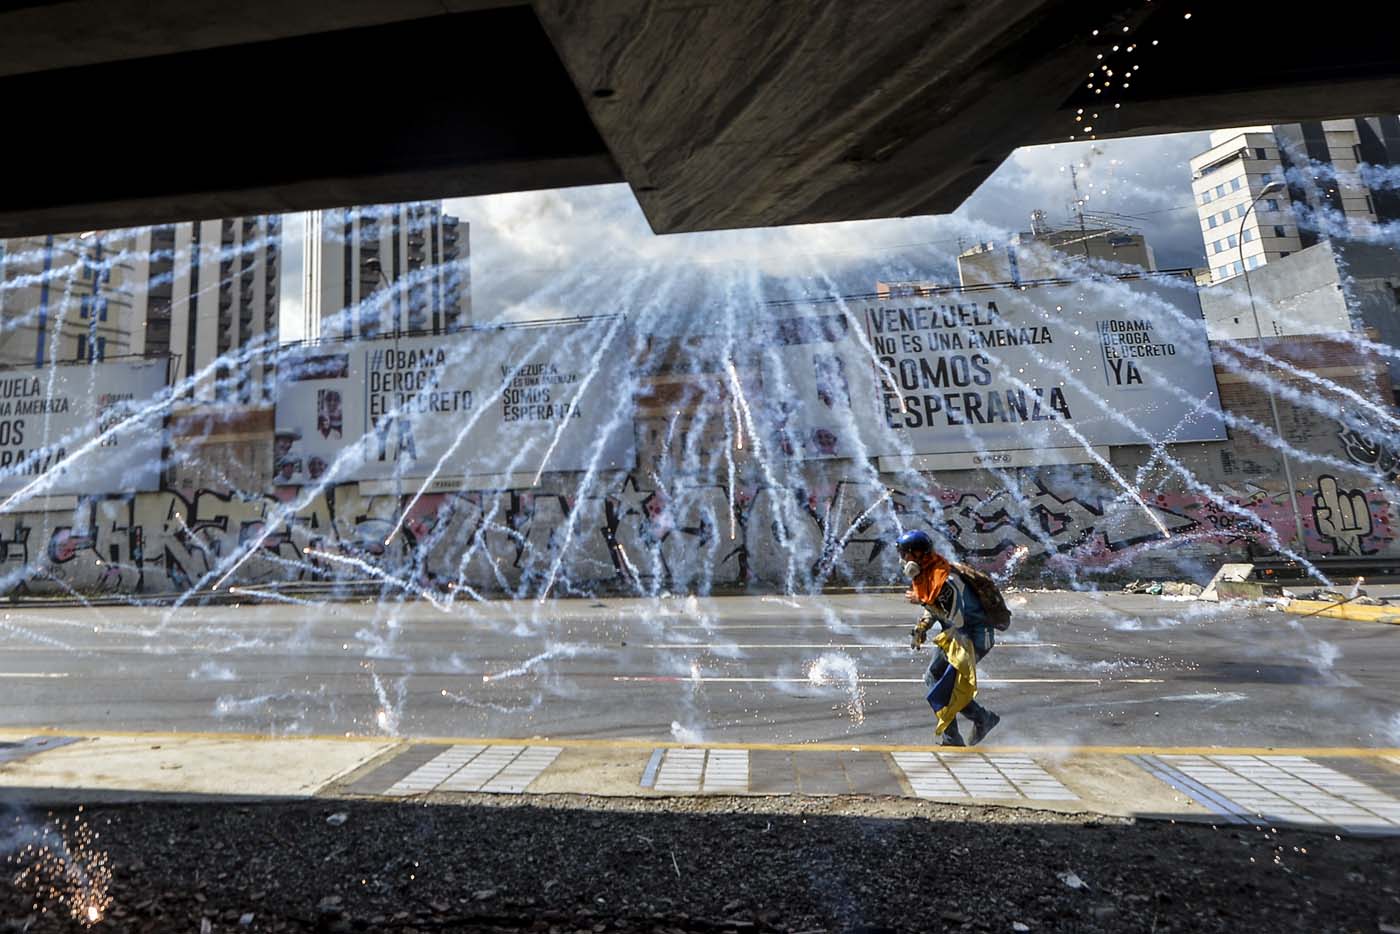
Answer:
[{"left": 908, "top": 551, "right": 951, "bottom": 605}]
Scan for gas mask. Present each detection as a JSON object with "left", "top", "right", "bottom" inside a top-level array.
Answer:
[{"left": 901, "top": 559, "right": 921, "bottom": 579}]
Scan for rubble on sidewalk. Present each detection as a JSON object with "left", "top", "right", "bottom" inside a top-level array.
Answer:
[{"left": 1122, "top": 579, "right": 1203, "bottom": 598}]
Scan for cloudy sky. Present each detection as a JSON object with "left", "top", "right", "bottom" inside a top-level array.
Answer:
[
  {"left": 281, "top": 128, "right": 1215, "bottom": 335},
  {"left": 444, "top": 129, "right": 1213, "bottom": 322}
]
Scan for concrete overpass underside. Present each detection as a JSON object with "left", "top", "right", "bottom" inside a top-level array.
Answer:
[{"left": 1, "top": 0, "right": 1398, "bottom": 237}]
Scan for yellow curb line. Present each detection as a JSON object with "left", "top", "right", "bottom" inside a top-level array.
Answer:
[
  {"left": 1283, "top": 598, "right": 1400, "bottom": 625},
  {"left": 9, "top": 726, "right": 1400, "bottom": 759}
]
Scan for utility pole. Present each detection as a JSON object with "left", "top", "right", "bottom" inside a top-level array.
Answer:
[{"left": 1068, "top": 164, "right": 1091, "bottom": 258}]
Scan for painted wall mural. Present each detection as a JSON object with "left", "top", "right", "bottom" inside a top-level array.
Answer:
[{"left": 3, "top": 466, "right": 1394, "bottom": 596}]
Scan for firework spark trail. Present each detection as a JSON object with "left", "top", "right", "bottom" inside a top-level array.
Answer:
[
  {"left": 806, "top": 652, "right": 866, "bottom": 725},
  {"left": 532, "top": 313, "right": 630, "bottom": 487},
  {"left": 998, "top": 545, "right": 1032, "bottom": 582},
  {"left": 224, "top": 586, "right": 325, "bottom": 607},
  {"left": 439, "top": 687, "right": 544, "bottom": 713},
  {"left": 725, "top": 360, "right": 748, "bottom": 451},
  {"left": 1002, "top": 275, "right": 1331, "bottom": 580},
  {"left": 1057, "top": 417, "right": 1170, "bottom": 539},
  {"left": 723, "top": 407, "right": 740, "bottom": 541},
  {"left": 1153, "top": 376, "right": 1397, "bottom": 490},
  {"left": 6, "top": 809, "right": 111, "bottom": 927},
  {"left": 538, "top": 280, "right": 679, "bottom": 601},
  {"left": 480, "top": 642, "right": 605, "bottom": 683},
  {"left": 305, "top": 549, "right": 454, "bottom": 612},
  {"left": 819, "top": 488, "right": 894, "bottom": 584},
  {"left": 383, "top": 322, "right": 583, "bottom": 547}
]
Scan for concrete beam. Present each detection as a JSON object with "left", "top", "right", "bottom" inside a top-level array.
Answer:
[
  {"left": 0, "top": 6, "right": 620, "bottom": 238},
  {"left": 1, "top": 0, "right": 1399, "bottom": 237},
  {"left": 532, "top": 0, "right": 1153, "bottom": 233},
  {"left": 0, "top": 0, "right": 523, "bottom": 79}
]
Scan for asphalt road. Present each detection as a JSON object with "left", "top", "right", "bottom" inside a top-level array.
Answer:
[{"left": 3, "top": 591, "right": 1398, "bottom": 748}]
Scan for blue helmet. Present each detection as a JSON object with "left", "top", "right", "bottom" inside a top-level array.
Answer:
[{"left": 896, "top": 529, "right": 934, "bottom": 560}]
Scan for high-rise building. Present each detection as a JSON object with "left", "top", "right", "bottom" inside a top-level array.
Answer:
[
  {"left": 0, "top": 231, "right": 144, "bottom": 367},
  {"left": 302, "top": 201, "right": 469, "bottom": 342},
  {"left": 1189, "top": 117, "right": 1400, "bottom": 284},
  {"left": 136, "top": 216, "right": 282, "bottom": 405}
]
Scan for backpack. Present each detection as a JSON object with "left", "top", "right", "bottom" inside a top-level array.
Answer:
[{"left": 953, "top": 561, "right": 1013, "bottom": 631}]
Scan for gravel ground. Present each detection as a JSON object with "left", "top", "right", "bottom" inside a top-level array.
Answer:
[{"left": 3, "top": 794, "right": 1398, "bottom": 934}]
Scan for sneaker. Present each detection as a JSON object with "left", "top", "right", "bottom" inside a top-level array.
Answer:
[
  {"left": 970, "top": 711, "right": 1001, "bottom": 746},
  {"left": 940, "top": 731, "right": 965, "bottom": 748}
]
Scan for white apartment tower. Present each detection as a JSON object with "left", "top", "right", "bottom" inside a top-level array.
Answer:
[
  {"left": 0, "top": 217, "right": 281, "bottom": 405},
  {"left": 138, "top": 216, "right": 282, "bottom": 404},
  {"left": 1190, "top": 117, "right": 1400, "bottom": 283},
  {"left": 0, "top": 232, "right": 144, "bottom": 367},
  {"left": 302, "top": 201, "right": 469, "bottom": 342}
]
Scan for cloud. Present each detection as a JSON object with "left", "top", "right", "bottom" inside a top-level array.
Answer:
[{"left": 416, "top": 130, "right": 1215, "bottom": 322}]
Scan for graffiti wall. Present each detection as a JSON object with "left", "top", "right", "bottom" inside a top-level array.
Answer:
[
  {"left": 3, "top": 458, "right": 1394, "bottom": 597},
  {"left": 1, "top": 331, "right": 1394, "bottom": 597}
]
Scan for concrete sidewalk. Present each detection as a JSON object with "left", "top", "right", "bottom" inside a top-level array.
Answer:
[{"left": 3, "top": 728, "right": 1400, "bottom": 836}]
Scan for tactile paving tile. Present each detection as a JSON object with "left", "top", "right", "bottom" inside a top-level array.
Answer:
[
  {"left": 891, "top": 752, "right": 1078, "bottom": 801},
  {"left": 373, "top": 744, "right": 560, "bottom": 796},
  {"left": 703, "top": 749, "right": 750, "bottom": 792},
  {"left": 653, "top": 748, "right": 706, "bottom": 792},
  {"left": 1142, "top": 754, "right": 1400, "bottom": 834},
  {"left": 345, "top": 744, "right": 450, "bottom": 795},
  {"left": 650, "top": 748, "right": 749, "bottom": 793}
]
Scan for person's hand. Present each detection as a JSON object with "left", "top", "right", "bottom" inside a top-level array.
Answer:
[
  {"left": 904, "top": 588, "right": 919, "bottom": 604},
  {"left": 910, "top": 621, "right": 930, "bottom": 650}
]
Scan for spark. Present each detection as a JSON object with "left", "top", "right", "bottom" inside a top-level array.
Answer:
[
  {"left": 724, "top": 360, "right": 751, "bottom": 451},
  {"left": 7, "top": 810, "right": 112, "bottom": 927},
  {"left": 305, "top": 548, "right": 455, "bottom": 612}
]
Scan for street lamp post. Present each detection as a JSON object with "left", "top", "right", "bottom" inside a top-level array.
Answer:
[{"left": 1238, "top": 179, "right": 1309, "bottom": 553}]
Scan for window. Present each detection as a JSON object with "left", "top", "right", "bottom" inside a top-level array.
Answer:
[
  {"left": 1231, "top": 177, "right": 1242, "bottom": 192},
  {"left": 1227, "top": 234, "right": 1238, "bottom": 248},
  {"left": 1265, "top": 198, "right": 1280, "bottom": 212},
  {"left": 1255, "top": 147, "right": 1267, "bottom": 160},
  {"left": 1261, "top": 172, "right": 1273, "bottom": 184},
  {"left": 79, "top": 296, "right": 108, "bottom": 321},
  {"left": 1246, "top": 255, "right": 1261, "bottom": 270},
  {"left": 1236, "top": 204, "right": 1249, "bottom": 219},
  {"left": 1213, "top": 241, "right": 1224, "bottom": 254},
  {"left": 1216, "top": 266, "right": 1228, "bottom": 279},
  {"left": 1242, "top": 229, "right": 1254, "bottom": 243},
  {"left": 96, "top": 337, "right": 106, "bottom": 361},
  {"left": 1202, "top": 190, "right": 1213, "bottom": 204},
  {"left": 1274, "top": 225, "right": 1286, "bottom": 238},
  {"left": 77, "top": 334, "right": 86, "bottom": 360},
  {"left": 1233, "top": 260, "right": 1244, "bottom": 275},
  {"left": 1216, "top": 183, "right": 1227, "bottom": 197},
  {"left": 1207, "top": 215, "right": 1218, "bottom": 229}
]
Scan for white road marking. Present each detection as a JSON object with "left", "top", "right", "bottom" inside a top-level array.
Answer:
[
  {"left": 0, "top": 672, "right": 68, "bottom": 678},
  {"left": 638, "top": 643, "right": 1058, "bottom": 650},
  {"left": 665, "top": 624, "right": 906, "bottom": 630},
  {"left": 613, "top": 675, "right": 1164, "bottom": 685}
]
